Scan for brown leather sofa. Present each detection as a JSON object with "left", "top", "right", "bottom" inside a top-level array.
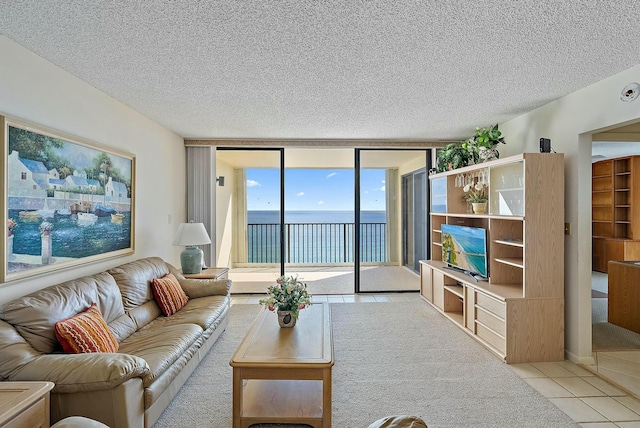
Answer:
[{"left": 0, "top": 257, "right": 231, "bottom": 428}]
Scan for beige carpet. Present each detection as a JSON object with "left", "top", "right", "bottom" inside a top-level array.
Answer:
[
  {"left": 229, "top": 265, "right": 420, "bottom": 294},
  {"left": 153, "top": 302, "right": 577, "bottom": 428}
]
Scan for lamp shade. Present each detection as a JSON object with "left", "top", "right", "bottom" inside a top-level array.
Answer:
[
  {"left": 173, "top": 223, "right": 211, "bottom": 246},
  {"left": 173, "top": 223, "right": 211, "bottom": 274}
]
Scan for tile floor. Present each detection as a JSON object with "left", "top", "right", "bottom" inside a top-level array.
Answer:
[
  {"left": 586, "top": 352, "right": 640, "bottom": 399},
  {"left": 230, "top": 292, "right": 640, "bottom": 427}
]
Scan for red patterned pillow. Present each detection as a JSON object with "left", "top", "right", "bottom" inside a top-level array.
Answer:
[
  {"left": 152, "top": 273, "right": 189, "bottom": 316},
  {"left": 54, "top": 303, "right": 119, "bottom": 353}
]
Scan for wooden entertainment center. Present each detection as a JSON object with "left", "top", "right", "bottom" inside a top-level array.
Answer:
[{"left": 420, "top": 153, "right": 565, "bottom": 363}]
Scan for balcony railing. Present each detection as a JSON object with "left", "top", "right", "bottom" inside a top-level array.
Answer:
[{"left": 248, "top": 222, "right": 387, "bottom": 264}]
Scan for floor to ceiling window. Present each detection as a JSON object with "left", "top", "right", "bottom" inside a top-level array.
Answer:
[
  {"left": 215, "top": 148, "right": 283, "bottom": 294},
  {"left": 283, "top": 148, "right": 355, "bottom": 294},
  {"left": 215, "top": 147, "right": 428, "bottom": 294},
  {"left": 357, "top": 149, "right": 428, "bottom": 293}
]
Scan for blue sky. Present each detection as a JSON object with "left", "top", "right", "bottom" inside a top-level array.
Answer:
[{"left": 246, "top": 168, "right": 386, "bottom": 211}]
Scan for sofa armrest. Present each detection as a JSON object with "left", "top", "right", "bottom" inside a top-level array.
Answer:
[
  {"left": 178, "top": 277, "right": 231, "bottom": 298},
  {"left": 167, "top": 264, "right": 231, "bottom": 298},
  {"left": 0, "top": 319, "right": 41, "bottom": 380},
  {"left": 11, "top": 353, "right": 149, "bottom": 394}
]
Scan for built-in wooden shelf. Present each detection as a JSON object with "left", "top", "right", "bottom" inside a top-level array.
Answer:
[
  {"left": 592, "top": 156, "right": 640, "bottom": 272},
  {"left": 422, "top": 153, "right": 564, "bottom": 363}
]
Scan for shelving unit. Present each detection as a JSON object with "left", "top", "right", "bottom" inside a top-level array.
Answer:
[
  {"left": 592, "top": 156, "right": 640, "bottom": 272},
  {"left": 421, "top": 153, "right": 565, "bottom": 363}
]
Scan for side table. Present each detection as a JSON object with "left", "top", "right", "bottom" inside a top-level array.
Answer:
[
  {"left": 0, "top": 381, "right": 54, "bottom": 428},
  {"left": 182, "top": 267, "right": 229, "bottom": 280}
]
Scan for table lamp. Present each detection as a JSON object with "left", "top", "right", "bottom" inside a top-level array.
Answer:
[{"left": 173, "top": 222, "right": 211, "bottom": 274}]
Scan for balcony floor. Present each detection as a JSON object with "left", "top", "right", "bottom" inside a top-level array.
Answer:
[{"left": 229, "top": 265, "right": 420, "bottom": 295}]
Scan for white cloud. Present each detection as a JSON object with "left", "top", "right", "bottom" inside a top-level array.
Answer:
[
  {"left": 379, "top": 185, "right": 386, "bottom": 191},
  {"left": 317, "top": 200, "right": 325, "bottom": 205},
  {"left": 296, "top": 192, "right": 305, "bottom": 196},
  {"left": 382, "top": 180, "right": 386, "bottom": 184},
  {"left": 326, "top": 172, "right": 337, "bottom": 179},
  {"left": 246, "top": 180, "right": 261, "bottom": 187}
]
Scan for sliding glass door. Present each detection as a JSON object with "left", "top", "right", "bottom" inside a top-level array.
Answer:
[
  {"left": 357, "top": 149, "right": 428, "bottom": 293},
  {"left": 283, "top": 148, "right": 355, "bottom": 294},
  {"left": 215, "top": 147, "right": 429, "bottom": 295},
  {"left": 402, "top": 169, "right": 428, "bottom": 273},
  {"left": 215, "top": 148, "right": 283, "bottom": 294}
]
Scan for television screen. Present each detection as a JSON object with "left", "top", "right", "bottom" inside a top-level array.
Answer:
[{"left": 441, "top": 224, "right": 488, "bottom": 278}]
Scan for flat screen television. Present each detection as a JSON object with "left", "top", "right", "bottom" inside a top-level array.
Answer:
[{"left": 441, "top": 224, "right": 488, "bottom": 279}]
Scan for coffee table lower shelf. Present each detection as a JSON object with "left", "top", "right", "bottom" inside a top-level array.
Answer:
[{"left": 240, "top": 379, "right": 323, "bottom": 427}]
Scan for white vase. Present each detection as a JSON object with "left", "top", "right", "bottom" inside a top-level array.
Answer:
[{"left": 277, "top": 310, "right": 297, "bottom": 328}]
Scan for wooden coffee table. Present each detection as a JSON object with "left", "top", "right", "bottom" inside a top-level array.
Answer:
[{"left": 229, "top": 303, "right": 333, "bottom": 428}]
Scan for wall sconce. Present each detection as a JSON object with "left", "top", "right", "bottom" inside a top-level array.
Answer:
[{"left": 216, "top": 176, "right": 225, "bottom": 186}]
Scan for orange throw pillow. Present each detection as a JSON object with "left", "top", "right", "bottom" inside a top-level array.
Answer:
[
  {"left": 55, "top": 303, "right": 119, "bottom": 353},
  {"left": 152, "top": 273, "right": 189, "bottom": 316}
]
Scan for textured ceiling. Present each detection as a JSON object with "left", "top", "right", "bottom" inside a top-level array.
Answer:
[{"left": 1, "top": 1, "right": 639, "bottom": 141}]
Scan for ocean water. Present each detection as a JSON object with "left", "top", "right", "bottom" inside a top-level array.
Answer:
[
  {"left": 248, "top": 210, "right": 386, "bottom": 224},
  {"left": 247, "top": 210, "right": 386, "bottom": 263}
]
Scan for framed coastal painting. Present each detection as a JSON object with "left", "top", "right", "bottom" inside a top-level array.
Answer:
[{"left": 1, "top": 115, "right": 135, "bottom": 282}]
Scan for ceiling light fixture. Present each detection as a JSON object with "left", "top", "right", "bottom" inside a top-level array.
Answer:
[{"left": 620, "top": 82, "right": 639, "bottom": 102}]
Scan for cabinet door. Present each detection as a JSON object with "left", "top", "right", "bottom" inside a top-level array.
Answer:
[
  {"left": 465, "top": 287, "right": 475, "bottom": 332},
  {"left": 606, "top": 240, "right": 624, "bottom": 267},
  {"left": 431, "top": 177, "right": 447, "bottom": 213},
  {"left": 490, "top": 161, "right": 524, "bottom": 216},
  {"left": 432, "top": 270, "right": 445, "bottom": 310},
  {"left": 592, "top": 238, "right": 607, "bottom": 273},
  {"left": 420, "top": 263, "right": 433, "bottom": 302}
]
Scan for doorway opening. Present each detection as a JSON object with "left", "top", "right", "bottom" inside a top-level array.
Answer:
[{"left": 590, "top": 121, "right": 640, "bottom": 397}]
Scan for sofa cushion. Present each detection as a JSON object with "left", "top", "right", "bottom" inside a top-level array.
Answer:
[
  {"left": 0, "top": 272, "right": 124, "bottom": 354},
  {"left": 107, "top": 313, "right": 138, "bottom": 343},
  {"left": 149, "top": 296, "right": 228, "bottom": 331},
  {"left": 118, "top": 323, "right": 202, "bottom": 387},
  {"left": 127, "top": 300, "right": 162, "bottom": 331},
  {"left": 151, "top": 273, "right": 189, "bottom": 316},
  {"left": 55, "top": 303, "right": 119, "bottom": 354},
  {"left": 108, "top": 257, "right": 169, "bottom": 312}
]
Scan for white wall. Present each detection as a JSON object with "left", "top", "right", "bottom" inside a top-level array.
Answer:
[
  {"left": 499, "top": 63, "right": 640, "bottom": 363},
  {"left": 0, "top": 36, "right": 186, "bottom": 304},
  {"left": 215, "top": 157, "right": 234, "bottom": 268}
]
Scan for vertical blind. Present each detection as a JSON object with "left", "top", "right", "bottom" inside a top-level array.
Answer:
[{"left": 185, "top": 146, "right": 215, "bottom": 267}]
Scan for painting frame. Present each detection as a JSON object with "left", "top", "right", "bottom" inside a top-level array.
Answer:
[{"left": 1, "top": 115, "right": 135, "bottom": 283}]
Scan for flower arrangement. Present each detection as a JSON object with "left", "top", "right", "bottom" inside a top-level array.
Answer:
[
  {"left": 7, "top": 219, "right": 16, "bottom": 236},
  {"left": 463, "top": 182, "right": 488, "bottom": 203},
  {"left": 259, "top": 275, "right": 312, "bottom": 318}
]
